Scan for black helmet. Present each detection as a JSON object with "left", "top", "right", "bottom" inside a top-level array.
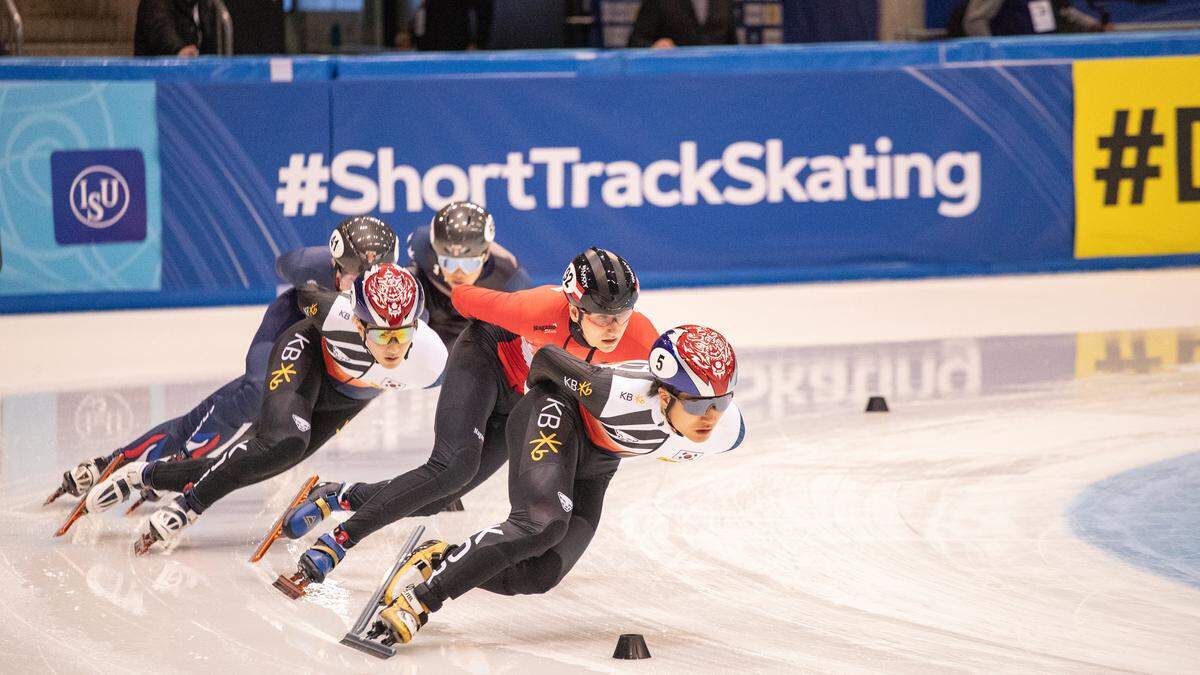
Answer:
[
  {"left": 562, "top": 247, "right": 639, "bottom": 315},
  {"left": 430, "top": 202, "right": 494, "bottom": 258},
  {"left": 329, "top": 216, "right": 397, "bottom": 276}
]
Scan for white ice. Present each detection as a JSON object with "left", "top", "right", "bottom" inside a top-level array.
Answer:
[{"left": 2, "top": 268, "right": 1199, "bottom": 673}]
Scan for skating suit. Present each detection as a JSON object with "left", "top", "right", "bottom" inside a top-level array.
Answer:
[
  {"left": 335, "top": 285, "right": 657, "bottom": 543},
  {"left": 417, "top": 345, "right": 745, "bottom": 604},
  {"left": 404, "top": 226, "right": 533, "bottom": 348},
  {"left": 144, "top": 291, "right": 446, "bottom": 511}
]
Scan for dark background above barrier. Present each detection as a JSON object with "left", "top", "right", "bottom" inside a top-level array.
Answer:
[{"left": 5, "top": 31, "right": 1200, "bottom": 81}]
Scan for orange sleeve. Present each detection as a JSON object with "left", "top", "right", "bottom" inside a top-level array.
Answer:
[{"left": 451, "top": 285, "right": 563, "bottom": 338}]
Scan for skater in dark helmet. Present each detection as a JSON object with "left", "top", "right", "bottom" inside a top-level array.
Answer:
[
  {"left": 46, "top": 216, "right": 397, "bottom": 511},
  {"left": 361, "top": 324, "right": 747, "bottom": 647},
  {"left": 271, "top": 247, "right": 659, "bottom": 592},
  {"left": 82, "top": 264, "right": 447, "bottom": 554}
]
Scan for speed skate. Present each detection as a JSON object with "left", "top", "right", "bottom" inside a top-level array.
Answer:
[
  {"left": 339, "top": 526, "right": 426, "bottom": 660},
  {"left": 251, "top": 474, "right": 321, "bottom": 564}
]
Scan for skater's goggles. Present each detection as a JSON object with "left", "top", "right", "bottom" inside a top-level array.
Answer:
[
  {"left": 438, "top": 254, "right": 485, "bottom": 274},
  {"left": 669, "top": 390, "right": 734, "bottom": 416},
  {"left": 581, "top": 308, "right": 634, "bottom": 328},
  {"left": 363, "top": 323, "right": 417, "bottom": 345}
]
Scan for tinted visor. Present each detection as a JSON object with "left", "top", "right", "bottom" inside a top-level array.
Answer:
[
  {"left": 364, "top": 324, "right": 416, "bottom": 345},
  {"left": 582, "top": 308, "right": 634, "bottom": 327},
  {"left": 672, "top": 391, "right": 734, "bottom": 416},
  {"left": 438, "top": 255, "right": 485, "bottom": 274}
]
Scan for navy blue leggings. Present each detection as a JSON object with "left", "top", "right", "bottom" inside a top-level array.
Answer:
[{"left": 110, "top": 290, "right": 302, "bottom": 465}]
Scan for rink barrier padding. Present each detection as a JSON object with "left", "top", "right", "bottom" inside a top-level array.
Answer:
[{"left": 2, "top": 33, "right": 1199, "bottom": 313}]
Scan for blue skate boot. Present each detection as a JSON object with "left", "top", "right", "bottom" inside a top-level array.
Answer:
[
  {"left": 273, "top": 526, "right": 354, "bottom": 598},
  {"left": 281, "top": 482, "right": 354, "bottom": 539}
]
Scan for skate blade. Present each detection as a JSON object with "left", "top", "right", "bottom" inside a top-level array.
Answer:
[
  {"left": 340, "top": 633, "right": 395, "bottom": 660},
  {"left": 249, "top": 474, "right": 320, "bottom": 563},
  {"left": 125, "top": 495, "right": 147, "bottom": 516},
  {"left": 272, "top": 572, "right": 309, "bottom": 599},
  {"left": 132, "top": 531, "right": 158, "bottom": 556},
  {"left": 43, "top": 486, "right": 67, "bottom": 506},
  {"left": 53, "top": 501, "right": 89, "bottom": 537}
]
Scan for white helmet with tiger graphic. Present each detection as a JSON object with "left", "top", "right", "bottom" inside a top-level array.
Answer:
[
  {"left": 648, "top": 324, "right": 738, "bottom": 398},
  {"left": 351, "top": 263, "right": 424, "bottom": 328}
]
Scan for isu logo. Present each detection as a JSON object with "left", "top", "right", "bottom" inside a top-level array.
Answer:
[
  {"left": 72, "top": 392, "right": 134, "bottom": 441},
  {"left": 70, "top": 165, "right": 131, "bottom": 229}
]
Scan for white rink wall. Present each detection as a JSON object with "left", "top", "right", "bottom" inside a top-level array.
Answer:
[{"left": 4, "top": 267, "right": 1200, "bottom": 395}]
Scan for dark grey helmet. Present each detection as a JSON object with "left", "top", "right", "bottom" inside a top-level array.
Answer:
[
  {"left": 329, "top": 216, "right": 398, "bottom": 276},
  {"left": 430, "top": 202, "right": 495, "bottom": 258},
  {"left": 561, "top": 247, "right": 639, "bottom": 315}
]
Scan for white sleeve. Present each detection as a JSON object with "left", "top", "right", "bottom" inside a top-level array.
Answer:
[
  {"left": 656, "top": 403, "right": 747, "bottom": 464},
  {"left": 411, "top": 321, "right": 448, "bottom": 389},
  {"left": 705, "top": 401, "right": 744, "bottom": 454}
]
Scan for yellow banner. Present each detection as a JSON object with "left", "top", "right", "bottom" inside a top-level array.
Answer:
[
  {"left": 1074, "top": 56, "right": 1200, "bottom": 258},
  {"left": 1075, "top": 328, "right": 1200, "bottom": 378}
]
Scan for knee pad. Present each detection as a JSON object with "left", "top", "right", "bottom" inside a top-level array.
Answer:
[
  {"left": 516, "top": 516, "right": 570, "bottom": 560},
  {"left": 232, "top": 378, "right": 266, "bottom": 420},
  {"left": 241, "top": 434, "right": 307, "bottom": 482},
  {"left": 516, "top": 552, "right": 567, "bottom": 595},
  {"left": 429, "top": 449, "right": 482, "bottom": 494}
]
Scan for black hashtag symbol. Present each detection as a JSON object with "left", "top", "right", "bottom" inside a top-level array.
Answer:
[{"left": 1095, "top": 109, "right": 1164, "bottom": 206}]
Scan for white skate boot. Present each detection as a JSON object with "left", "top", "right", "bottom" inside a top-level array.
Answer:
[
  {"left": 134, "top": 495, "right": 198, "bottom": 555},
  {"left": 66, "top": 458, "right": 105, "bottom": 495},
  {"left": 45, "top": 456, "right": 109, "bottom": 505},
  {"left": 85, "top": 461, "right": 148, "bottom": 515}
]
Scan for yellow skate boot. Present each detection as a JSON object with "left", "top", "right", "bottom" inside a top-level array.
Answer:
[{"left": 377, "top": 540, "right": 449, "bottom": 644}]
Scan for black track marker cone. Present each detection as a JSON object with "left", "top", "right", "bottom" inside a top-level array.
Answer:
[
  {"left": 866, "top": 396, "right": 889, "bottom": 413},
  {"left": 613, "top": 633, "right": 651, "bottom": 659}
]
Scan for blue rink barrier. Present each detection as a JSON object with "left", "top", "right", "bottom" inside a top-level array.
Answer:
[{"left": 2, "top": 32, "right": 1200, "bottom": 314}]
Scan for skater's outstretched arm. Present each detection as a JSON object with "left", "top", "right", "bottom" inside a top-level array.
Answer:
[
  {"left": 450, "top": 285, "right": 564, "bottom": 338},
  {"left": 276, "top": 246, "right": 336, "bottom": 289}
]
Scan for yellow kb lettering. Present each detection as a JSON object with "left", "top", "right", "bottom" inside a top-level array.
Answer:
[
  {"left": 269, "top": 363, "right": 297, "bottom": 391},
  {"left": 529, "top": 431, "right": 562, "bottom": 461}
]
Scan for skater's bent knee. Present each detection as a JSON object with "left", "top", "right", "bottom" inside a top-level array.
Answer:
[
  {"left": 246, "top": 434, "right": 308, "bottom": 474},
  {"left": 426, "top": 450, "right": 481, "bottom": 492},
  {"left": 514, "top": 553, "right": 567, "bottom": 595},
  {"left": 232, "top": 378, "right": 265, "bottom": 417},
  {"left": 514, "top": 516, "right": 570, "bottom": 558}
]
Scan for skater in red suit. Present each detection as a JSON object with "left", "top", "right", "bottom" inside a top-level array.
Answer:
[{"left": 272, "top": 247, "right": 659, "bottom": 591}]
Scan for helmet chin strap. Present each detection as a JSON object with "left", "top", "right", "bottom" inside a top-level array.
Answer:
[
  {"left": 661, "top": 394, "right": 684, "bottom": 437},
  {"left": 567, "top": 314, "right": 593, "bottom": 350}
]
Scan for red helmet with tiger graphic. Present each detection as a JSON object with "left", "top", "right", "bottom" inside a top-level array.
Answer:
[
  {"left": 648, "top": 324, "right": 737, "bottom": 398},
  {"left": 351, "top": 263, "right": 424, "bottom": 328}
]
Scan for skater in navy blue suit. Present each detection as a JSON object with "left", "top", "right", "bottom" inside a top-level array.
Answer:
[{"left": 45, "top": 216, "right": 399, "bottom": 506}]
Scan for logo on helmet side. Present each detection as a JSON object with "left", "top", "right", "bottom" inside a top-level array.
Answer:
[{"left": 561, "top": 265, "right": 582, "bottom": 300}]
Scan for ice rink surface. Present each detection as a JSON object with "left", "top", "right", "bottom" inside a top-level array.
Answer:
[{"left": 2, "top": 269, "right": 1199, "bottom": 673}]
